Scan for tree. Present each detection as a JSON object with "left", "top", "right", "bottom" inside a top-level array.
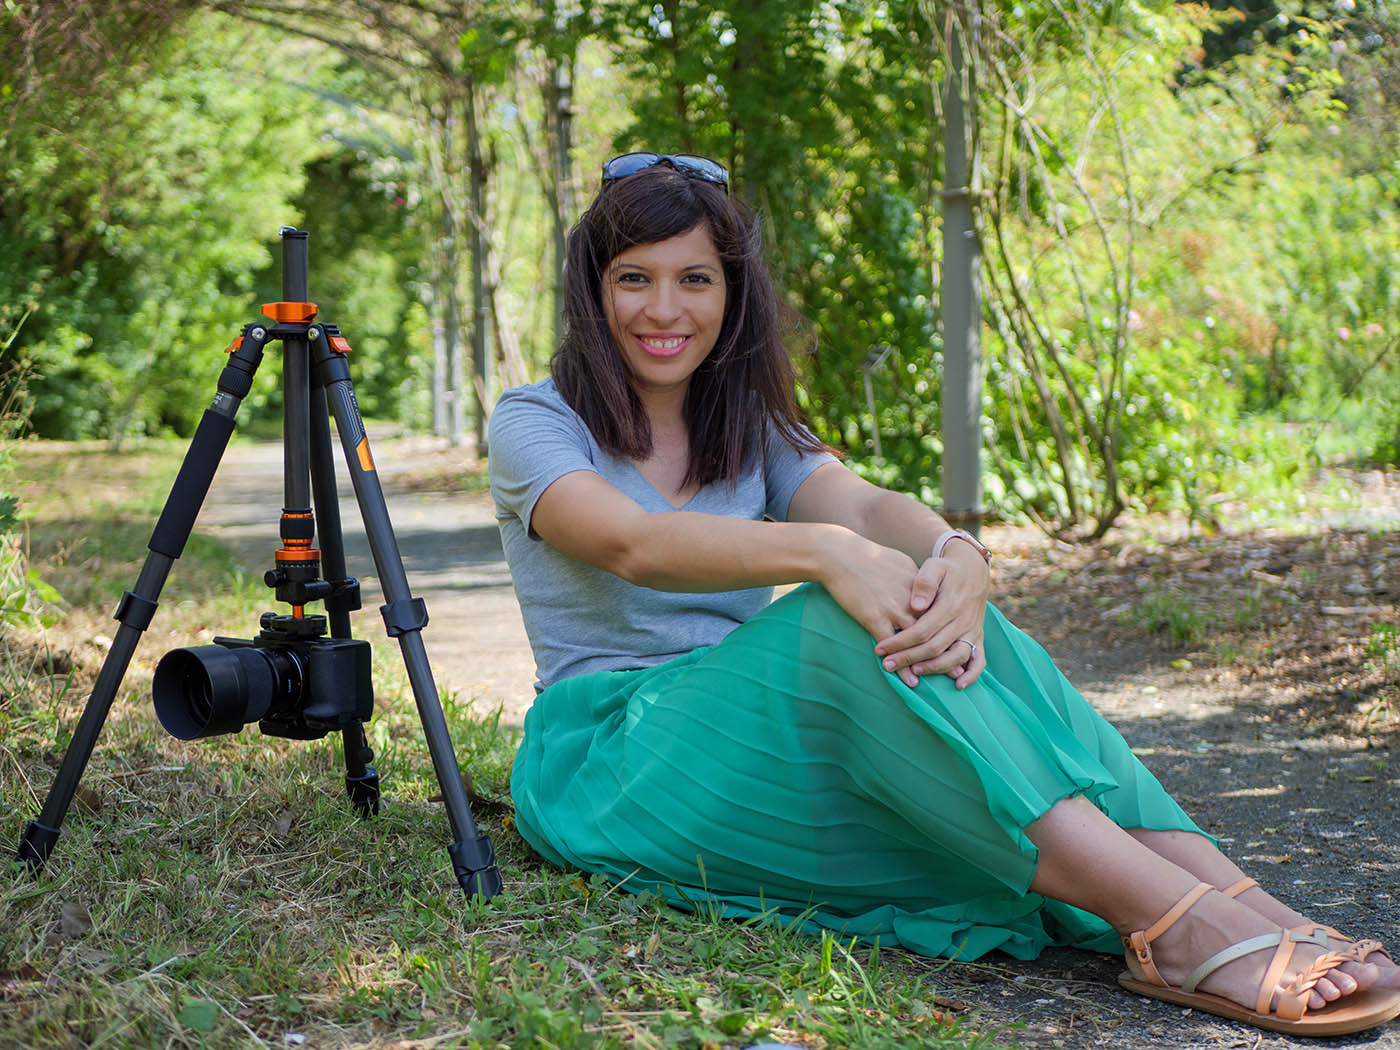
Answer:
[{"left": 213, "top": 0, "right": 518, "bottom": 451}]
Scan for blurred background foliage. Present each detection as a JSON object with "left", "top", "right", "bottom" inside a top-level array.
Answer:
[{"left": 1, "top": 0, "right": 1397, "bottom": 541}]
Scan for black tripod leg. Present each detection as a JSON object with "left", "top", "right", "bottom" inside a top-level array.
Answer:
[
  {"left": 311, "top": 326, "right": 502, "bottom": 901},
  {"left": 308, "top": 377, "right": 380, "bottom": 816},
  {"left": 15, "top": 331, "right": 268, "bottom": 871}
]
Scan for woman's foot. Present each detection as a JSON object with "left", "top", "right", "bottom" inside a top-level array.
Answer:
[
  {"left": 1221, "top": 877, "right": 1400, "bottom": 991},
  {"left": 1125, "top": 884, "right": 1379, "bottom": 1013},
  {"left": 1125, "top": 828, "right": 1400, "bottom": 994}
]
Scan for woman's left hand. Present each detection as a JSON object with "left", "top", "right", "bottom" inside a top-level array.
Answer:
[{"left": 873, "top": 550, "right": 990, "bottom": 691}]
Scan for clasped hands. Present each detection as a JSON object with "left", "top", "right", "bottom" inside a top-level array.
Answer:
[
  {"left": 823, "top": 535, "right": 990, "bottom": 691},
  {"left": 874, "top": 549, "right": 989, "bottom": 690}
]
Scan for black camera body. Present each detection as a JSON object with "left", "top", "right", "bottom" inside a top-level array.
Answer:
[{"left": 154, "top": 613, "right": 373, "bottom": 741}]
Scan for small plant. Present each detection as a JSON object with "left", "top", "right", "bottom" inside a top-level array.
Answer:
[
  {"left": 1361, "top": 622, "right": 1400, "bottom": 726},
  {"left": 1120, "top": 587, "right": 1212, "bottom": 648}
]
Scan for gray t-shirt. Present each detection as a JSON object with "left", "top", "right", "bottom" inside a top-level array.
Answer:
[{"left": 489, "top": 379, "right": 835, "bottom": 689}]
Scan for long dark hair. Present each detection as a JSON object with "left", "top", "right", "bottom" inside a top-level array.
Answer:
[{"left": 552, "top": 164, "right": 827, "bottom": 487}]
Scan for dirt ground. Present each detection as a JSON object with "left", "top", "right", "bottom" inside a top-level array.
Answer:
[{"left": 194, "top": 431, "right": 1400, "bottom": 1049}]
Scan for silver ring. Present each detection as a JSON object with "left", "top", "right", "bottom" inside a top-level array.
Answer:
[{"left": 960, "top": 638, "right": 977, "bottom": 662}]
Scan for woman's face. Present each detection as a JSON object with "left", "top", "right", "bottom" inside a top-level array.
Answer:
[{"left": 602, "top": 223, "right": 726, "bottom": 408}]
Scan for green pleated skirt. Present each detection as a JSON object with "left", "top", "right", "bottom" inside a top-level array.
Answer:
[{"left": 510, "top": 583, "right": 1206, "bottom": 961}]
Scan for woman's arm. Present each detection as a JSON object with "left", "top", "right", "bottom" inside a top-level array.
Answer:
[
  {"left": 786, "top": 462, "right": 991, "bottom": 689},
  {"left": 528, "top": 468, "right": 930, "bottom": 646}
]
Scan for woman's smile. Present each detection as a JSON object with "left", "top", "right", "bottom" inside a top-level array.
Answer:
[{"left": 634, "top": 333, "right": 691, "bottom": 358}]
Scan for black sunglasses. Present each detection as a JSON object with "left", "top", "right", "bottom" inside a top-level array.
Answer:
[{"left": 601, "top": 152, "right": 730, "bottom": 193}]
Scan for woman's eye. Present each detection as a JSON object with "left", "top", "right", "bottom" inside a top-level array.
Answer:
[
  {"left": 682, "top": 273, "right": 714, "bottom": 285},
  {"left": 616, "top": 272, "right": 646, "bottom": 285}
]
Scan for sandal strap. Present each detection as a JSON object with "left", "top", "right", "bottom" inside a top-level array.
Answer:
[
  {"left": 1123, "top": 882, "right": 1371, "bottom": 1023},
  {"left": 1181, "top": 932, "right": 1285, "bottom": 994},
  {"left": 1144, "top": 882, "right": 1213, "bottom": 942},
  {"left": 1221, "top": 877, "right": 1258, "bottom": 898},
  {"left": 1287, "top": 925, "right": 1332, "bottom": 949},
  {"left": 1124, "top": 882, "right": 1215, "bottom": 987},
  {"left": 1176, "top": 928, "right": 1353, "bottom": 1021},
  {"left": 1273, "top": 949, "right": 1353, "bottom": 1021},
  {"left": 1333, "top": 937, "right": 1391, "bottom": 965},
  {"left": 1259, "top": 935, "right": 1302, "bottom": 1018},
  {"left": 1290, "top": 923, "right": 1391, "bottom": 965}
]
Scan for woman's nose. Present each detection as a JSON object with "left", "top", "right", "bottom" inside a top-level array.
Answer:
[{"left": 642, "top": 284, "right": 681, "bottom": 323}]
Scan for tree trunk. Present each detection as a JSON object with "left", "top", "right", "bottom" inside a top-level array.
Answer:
[
  {"left": 465, "top": 78, "right": 491, "bottom": 455},
  {"left": 544, "top": 3, "right": 577, "bottom": 352}
]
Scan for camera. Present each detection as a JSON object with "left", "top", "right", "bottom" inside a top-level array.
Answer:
[{"left": 153, "top": 612, "right": 373, "bottom": 741}]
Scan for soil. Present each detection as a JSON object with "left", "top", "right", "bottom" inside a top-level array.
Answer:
[{"left": 73, "top": 432, "right": 1400, "bottom": 1048}]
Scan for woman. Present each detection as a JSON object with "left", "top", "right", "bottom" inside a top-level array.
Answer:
[{"left": 487, "top": 152, "right": 1400, "bottom": 1036}]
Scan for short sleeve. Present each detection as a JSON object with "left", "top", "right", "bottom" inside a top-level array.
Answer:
[
  {"left": 488, "top": 382, "right": 599, "bottom": 538},
  {"left": 762, "top": 421, "right": 836, "bottom": 521}
]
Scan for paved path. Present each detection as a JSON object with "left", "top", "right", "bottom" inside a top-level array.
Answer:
[{"left": 197, "top": 432, "right": 537, "bottom": 727}]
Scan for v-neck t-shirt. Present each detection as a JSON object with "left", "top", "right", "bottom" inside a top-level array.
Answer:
[{"left": 488, "top": 378, "right": 836, "bottom": 689}]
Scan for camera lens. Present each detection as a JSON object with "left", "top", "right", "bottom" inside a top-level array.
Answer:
[{"left": 153, "top": 643, "right": 302, "bottom": 739}]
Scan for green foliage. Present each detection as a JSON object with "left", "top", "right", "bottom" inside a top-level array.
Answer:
[
  {"left": 971, "top": 0, "right": 1400, "bottom": 531},
  {"left": 245, "top": 149, "right": 428, "bottom": 424},
  {"left": 1, "top": 13, "right": 446, "bottom": 442},
  {"left": 3, "top": 0, "right": 1399, "bottom": 521},
  {"left": 1, "top": 15, "right": 332, "bottom": 441}
]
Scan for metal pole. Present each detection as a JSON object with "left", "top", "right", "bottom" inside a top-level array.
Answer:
[{"left": 940, "top": 9, "right": 984, "bottom": 535}]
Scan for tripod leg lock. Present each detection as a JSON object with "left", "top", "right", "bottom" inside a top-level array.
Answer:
[
  {"left": 380, "top": 597, "right": 429, "bottom": 637},
  {"left": 114, "top": 591, "right": 159, "bottom": 631},
  {"left": 15, "top": 820, "right": 61, "bottom": 870},
  {"left": 448, "top": 833, "right": 503, "bottom": 901}
]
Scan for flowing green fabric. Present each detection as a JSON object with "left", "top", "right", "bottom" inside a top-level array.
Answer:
[{"left": 511, "top": 583, "right": 1206, "bottom": 961}]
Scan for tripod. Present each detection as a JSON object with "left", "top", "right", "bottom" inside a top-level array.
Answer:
[{"left": 14, "top": 227, "right": 503, "bottom": 902}]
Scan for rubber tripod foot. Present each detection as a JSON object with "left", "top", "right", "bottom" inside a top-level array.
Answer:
[
  {"left": 15, "top": 820, "right": 61, "bottom": 872},
  {"left": 345, "top": 767, "right": 381, "bottom": 817},
  {"left": 449, "top": 834, "right": 503, "bottom": 900}
]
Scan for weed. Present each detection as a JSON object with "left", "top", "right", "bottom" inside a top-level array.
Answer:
[
  {"left": 1361, "top": 622, "right": 1400, "bottom": 726},
  {"left": 1120, "top": 587, "right": 1212, "bottom": 648}
]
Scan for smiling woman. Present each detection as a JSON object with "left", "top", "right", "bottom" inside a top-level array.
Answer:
[
  {"left": 600, "top": 225, "right": 727, "bottom": 506},
  {"left": 603, "top": 225, "right": 726, "bottom": 406},
  {"left": 482, "top": 154, "right": 1400, "bottom": 1039}
]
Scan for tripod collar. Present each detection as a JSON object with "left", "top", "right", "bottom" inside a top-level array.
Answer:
[{"left": 261, "top": 301, "right": 318, "bottom": 323}]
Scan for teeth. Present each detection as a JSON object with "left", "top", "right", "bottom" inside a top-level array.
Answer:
[{"left": 642, "top": 336, "right": 685, "bottom": 349}]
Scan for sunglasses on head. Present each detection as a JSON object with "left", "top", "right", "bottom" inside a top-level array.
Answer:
[{"left": 601, "top": 152, "right": 730, "bottom": 193}]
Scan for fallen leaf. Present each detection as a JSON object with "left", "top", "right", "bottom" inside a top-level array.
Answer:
[{"left": 59, "top": 902, "right": 91, "bottom": 938}]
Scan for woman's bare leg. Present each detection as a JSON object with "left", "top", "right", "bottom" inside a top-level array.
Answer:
[
  {"left": 1026, "top": 796, "right": 1378, "bottom": 1010},
  {"left": 1127, "top": 826, "right": 1400, "bottom": 989}
]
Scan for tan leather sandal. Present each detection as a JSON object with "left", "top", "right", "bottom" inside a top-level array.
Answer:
[
  {"left": 1222, "top": 876, "right": 1397, "bottom": 969},
  {"left": 1118, "top": 881, "right": 1400, "bottom": 1036}
]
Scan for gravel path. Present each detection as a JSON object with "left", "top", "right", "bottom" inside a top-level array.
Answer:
[{"left": 196, "top": 432, "right": 1400, "bottom": 1049}]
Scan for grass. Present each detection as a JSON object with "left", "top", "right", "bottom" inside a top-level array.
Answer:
[
  {"left": 0, "top": 439, "right": 997, "bottom": 1050},
  {"left": 1362, "top": 622, "right": 1400, "bottom": 728},
  {"left": 1117, "top": 588, "right": 1210, "bottom": 648}
]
